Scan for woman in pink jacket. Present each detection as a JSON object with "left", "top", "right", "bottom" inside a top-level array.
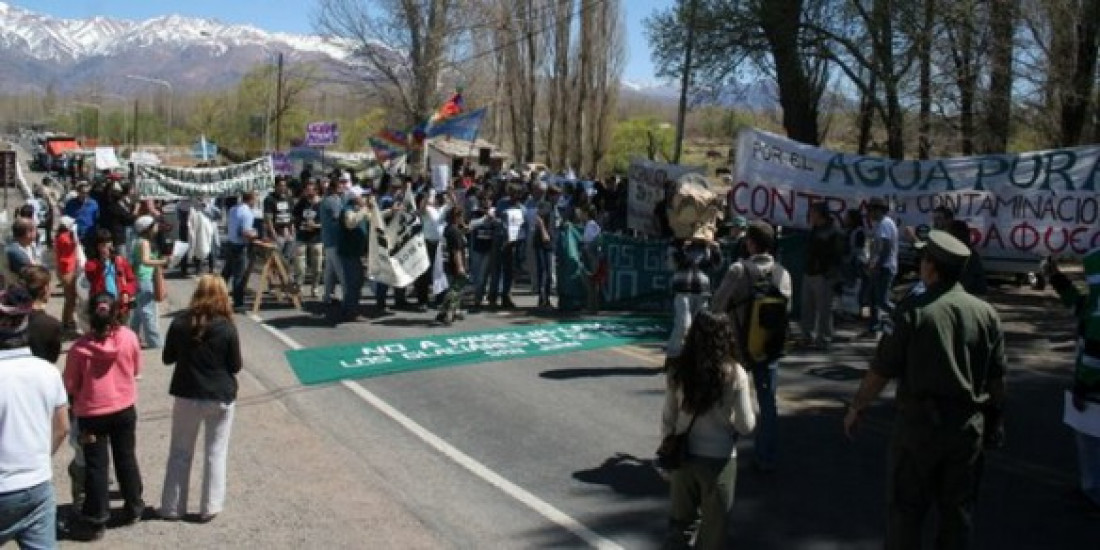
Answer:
[{"left": 63, "top": 292, "right": 145, "bottom": 541}]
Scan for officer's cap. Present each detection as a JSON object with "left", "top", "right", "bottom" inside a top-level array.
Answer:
[{"left": 914, "top": 229, "right": 970, "bottom": 267}]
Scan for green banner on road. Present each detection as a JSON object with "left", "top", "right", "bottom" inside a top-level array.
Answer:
[{"left": 286, "top": 318, "right": 670, "bottom": 385}]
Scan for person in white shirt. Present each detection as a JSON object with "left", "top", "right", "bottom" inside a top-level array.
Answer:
[
  {"left": 414, "top": 188, "right": 454, "bottom": 310},
  {"left": 0, "top": 286, "right": 70, "bottom": 548},
  {"left": 864, "top": 196, "right": 899, "bottom": 336}
]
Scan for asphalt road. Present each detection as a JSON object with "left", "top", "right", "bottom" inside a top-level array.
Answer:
[{"left": 9, "top": 138, "right": 1098, "bottom": 549}]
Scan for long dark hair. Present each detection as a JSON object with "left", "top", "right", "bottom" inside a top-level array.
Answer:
[
  {"left": 87, "top": 292, "right": 120, "bottom": 341},
  {"left": 671, "top": 310, "right": 736, "bottom": 415}
]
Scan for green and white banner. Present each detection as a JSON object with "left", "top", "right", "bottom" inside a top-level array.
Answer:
[
  {"left": 734, "top": 128, "right": 1100, "bottom": 257},
  {"left": 285, "top": 318, "right": 670, "bottom": 385},
  {"left": 135, "top": 156, "right": 275, "bottom": 199}
]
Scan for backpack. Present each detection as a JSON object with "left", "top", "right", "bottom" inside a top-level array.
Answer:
[{"left": 730, "top": 260, "right": 789, "bottom": 369}]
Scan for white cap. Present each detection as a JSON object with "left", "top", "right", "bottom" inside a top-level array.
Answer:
[
  {"left": 59, "top": 215, "right": 76, "bottom": 230},
  {"left": 339, "top": 172, "right": 352, "bottom": 182},
  {"left": 134, "top": 215, "right": 156, "bottom": 234}
]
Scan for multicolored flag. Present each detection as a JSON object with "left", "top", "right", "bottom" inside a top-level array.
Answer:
[
  {"left": 368, "top": 137, "right": 402, "bottom": 162},
  {"left": 431, "top": 92, "right": 464, "bottom": 123},
  {"left": 377, "top": 128, "right": 409, "bottom": 149},
  {"left": 425, "top": 107, "right": 487, "bottom": 141}
]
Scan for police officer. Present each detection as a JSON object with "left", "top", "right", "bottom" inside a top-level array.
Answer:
[{"left": 844, "top": 230, "right": 1007, "bottom": 549}]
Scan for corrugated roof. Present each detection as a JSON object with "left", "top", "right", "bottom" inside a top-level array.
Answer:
[{"left": 429, "top": 138, "right": 509, "bottom": 159}]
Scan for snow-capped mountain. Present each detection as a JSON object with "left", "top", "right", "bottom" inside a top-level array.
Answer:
[
  {"left": 0, "top": 2, "right": 349, "bottom": 93},
  {"left": 620, "top": 78, "right": 781, "bottom": 111}
]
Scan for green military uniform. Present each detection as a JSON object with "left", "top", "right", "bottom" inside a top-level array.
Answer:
[{"left": 869, "top": 231, "right": 1007, "bottom": 549}]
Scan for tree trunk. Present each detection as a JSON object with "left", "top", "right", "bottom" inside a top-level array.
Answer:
[
  {"left": 858, "top": 69, "right": 878, "bottom": 155},
  {"left": 982, "top": 0, "right": 1016, "bottom": 153},
  {"left": 550, "top": 0, "right": 573, "bottom": 170},
  {"left": 871, "top": 0, "right": 904, "bottom": 158},
  {"left": 523, "top": 0, "right": 540, "bottom": 164},
  {"left": 571, "top": 0, "right": 593, "bottom": 172},
  {"left": 917, "top": 0, "right": 934, "bottom": 159},
  {"left": 1061, "top": 0, "right": 1100, "bottom": 146},
  {"left": 758, "top": 0, "right": 820, "bottom": 145}
]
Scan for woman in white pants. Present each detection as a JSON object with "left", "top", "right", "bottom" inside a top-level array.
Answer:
[{"left": 158, "top": 275, "right": 242, "bottom": 522}]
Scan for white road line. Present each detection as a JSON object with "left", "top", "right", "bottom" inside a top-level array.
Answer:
[{"left": 251, "top": 314, "right": 624, "bottom": 550}]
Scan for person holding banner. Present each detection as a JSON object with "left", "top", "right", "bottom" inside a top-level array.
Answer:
[
  {"left": 864, "top": 197, "right": 899, "bottom": 337},
  {"left": 415, "top": 188, "right": 454, "bottom": 311},
  {"left": 665, "top": 235, "right": 724, "bottom": 370},
  {"left": 338, "top": 188, "right": 369, "bottom": 322}
]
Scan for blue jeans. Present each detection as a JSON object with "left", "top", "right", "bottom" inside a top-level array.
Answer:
[
  {"left": 869, "top": 268, "right": 896, "bottom": 331},
  {"left": 496, "top": 241, "right": 517, "bottom": 302},
  {"left": 535, "top": 245, "right": 554, "bottom": 303},
  {"left": 0, "top": 481, "right": 56, "bottom": 549},
  {"left": 222, "top": 242, "right": 250, "bottom": 308},
  {"left": 129, "top": 279, "right": 161, "bottom": 348},
  {"left": 1077, "top": 431, "right": 1100, "bottom": 506},
  {"left": 752, "top": 364, "right": 779, "bottom": 467},
  {"left": 340, "top": 255, "right": 363, "bottom": 317},
  {"left": 322, "top": 246, "right": 344, "bottom": 304}
]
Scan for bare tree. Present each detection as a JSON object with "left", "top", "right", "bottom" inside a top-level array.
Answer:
[
  {"left": 586, "top": 0, "right": 625, "bottom": 175},
  {"left": 314, "top": 0, "right": 460, "bottom": 131},
  {"left": 547, "top": 0, "right": 574, "bottom": 169}
]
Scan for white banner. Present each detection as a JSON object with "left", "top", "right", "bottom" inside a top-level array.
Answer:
[
  {"left": 626, "top": 159, "right": 703, "bottom": 236},
  {"left": 366, "top": 193, "right": 431, "bottom": 287},
  {"left": 135, "top": 157, "right": 275, "bottom": 199},
  {"left": 733, "top": 128, "right": 1100, "bottom": 257},
  {"left": 94, "top": 147, "right": 121, "bottom": 171},
  {"left": 432, "top": 164, "right": 451, "bottom": 192}
]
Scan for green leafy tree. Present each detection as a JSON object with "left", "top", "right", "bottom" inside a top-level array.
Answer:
[{"left": 608, "top": 117, "right": 676, "bottom": 173}]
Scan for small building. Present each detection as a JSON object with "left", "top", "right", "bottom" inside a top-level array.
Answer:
[{"left": 426, "top": 138, "right": 509, "bottom": 176}]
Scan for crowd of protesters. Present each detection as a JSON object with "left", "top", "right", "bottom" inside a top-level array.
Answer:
[
  {"left": 205, "top": 163, "right": 634, "bottom": 324},
  {"left": 3, "top": 151, "right": 1097, "bottom": 550}
]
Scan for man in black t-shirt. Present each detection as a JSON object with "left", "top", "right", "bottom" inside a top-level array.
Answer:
[
  {"left": 264, "top": 178, "right": 295, "bottom": 265},
  {"left": 292, "top": 182, "right": 323, "bottom": 297},
  {"left": 469, "top": 199, "right": 503, "bottom": 311}
]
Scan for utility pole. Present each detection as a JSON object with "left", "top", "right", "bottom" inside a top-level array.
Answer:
[
  {"left": 133, "top": 98, "right": 139, "bottom": 152},
  {"left": 673, "top": 0, "right": 697, "bottom": 165},
  {"left": 275, "top": 52, "right": 284, "bottom": 151}
]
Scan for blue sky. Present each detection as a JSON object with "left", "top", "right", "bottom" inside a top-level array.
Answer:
[{"left": 20, "top": 0, "right": 671, "bottom": 83}]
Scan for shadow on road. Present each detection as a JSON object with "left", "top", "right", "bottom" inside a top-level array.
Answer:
[
  {"left": 572, "top": 452, "right": 667, "bottom": 498},
  {"left": 540, "top": 366, "right": 660, "bottom": 380}
]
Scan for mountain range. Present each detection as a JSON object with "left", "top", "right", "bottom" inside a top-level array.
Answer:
[
  {"left": 0, "top": 1, "right": 777, "bottom": 110},
  {"left": 0, "top": 1, "right": 346, "bottom": 95}
]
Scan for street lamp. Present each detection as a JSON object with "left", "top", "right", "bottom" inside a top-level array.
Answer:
[{"left": 125, "top": 75, "right": 173, "bottom": 149}]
